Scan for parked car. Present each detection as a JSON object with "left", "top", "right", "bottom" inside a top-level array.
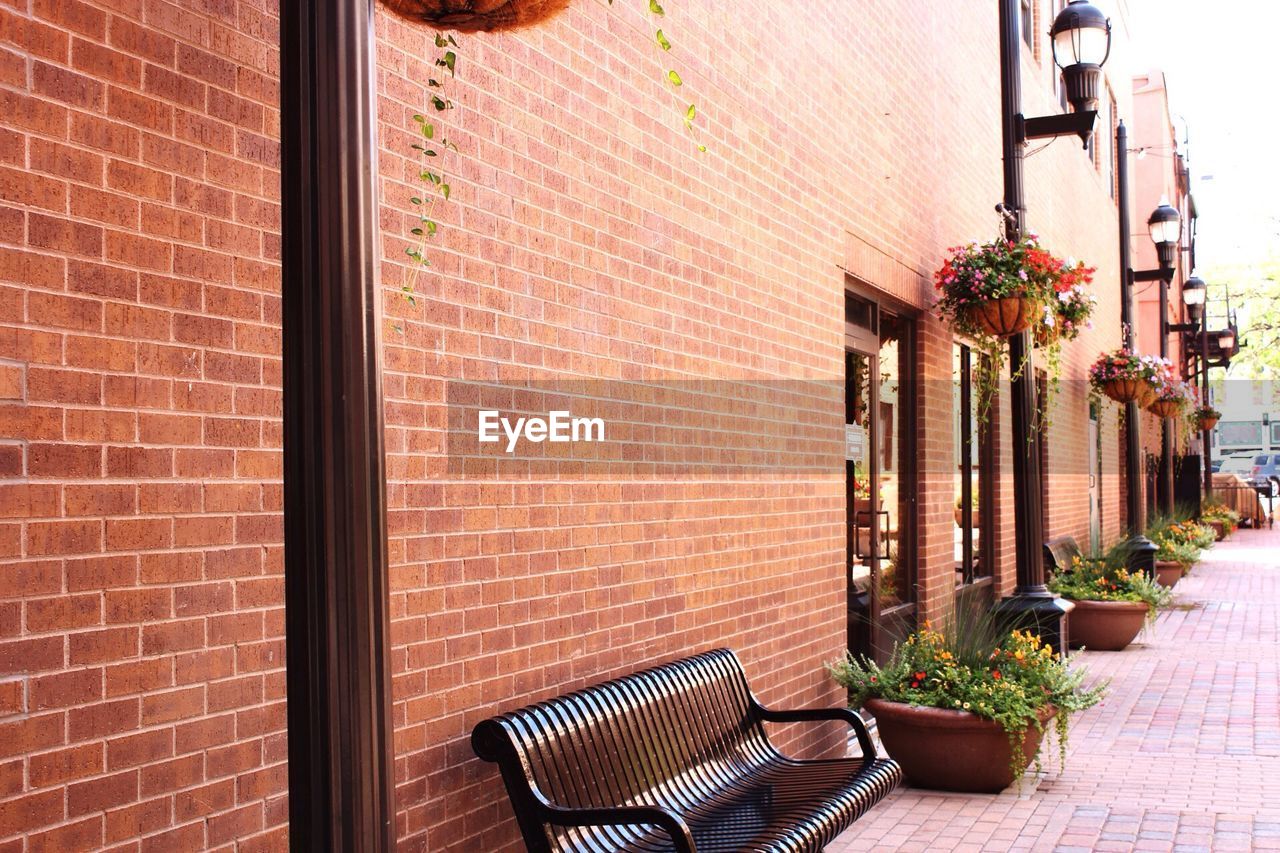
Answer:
[
  {"left": 1219, "top": 453, "right": 1258, "bottom": 479},
  {"left": 1250, "top": 453, "right": 1280, "bottom": 492}
]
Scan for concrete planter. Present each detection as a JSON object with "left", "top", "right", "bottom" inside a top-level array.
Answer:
[
  {"left": 865, "top": 699, "right": 1055, "bottom": 793},
  {"left": 1066, "top": 598, "right": 1149, "bottom": 651}
]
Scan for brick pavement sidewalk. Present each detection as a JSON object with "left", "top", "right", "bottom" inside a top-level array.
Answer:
[{"left": 829, "top": 526, "right": 1280, "bottom": 853}]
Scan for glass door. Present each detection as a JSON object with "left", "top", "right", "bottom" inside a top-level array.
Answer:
[
  {"left": 846, "top": 348, "right": 878, "bottom": 661},
  {"left": 846, "top": 292, "right": 916, "bottom": 663}
]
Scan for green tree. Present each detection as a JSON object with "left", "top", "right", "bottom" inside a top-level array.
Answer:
[{"left": 1201, "top": 252, "right": 1280, "bottom": 379}]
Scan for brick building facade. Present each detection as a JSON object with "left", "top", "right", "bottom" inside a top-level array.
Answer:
[{"left": 0, "top": 1, "right": 1180, "bottom": 850}]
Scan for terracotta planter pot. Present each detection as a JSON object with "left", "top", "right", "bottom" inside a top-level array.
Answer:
[
  {"left": 953, "top": 507, "right": 981, "bottom": 528},
  {"left": 1099, "top": 377, "right": 1149, "bottom": 404},
  {"left": 865, "top": 699, "right": 1055, "bottom": 793},
  {"left": 1197, "top": 416, "right": 1219, "bottom": 431},
  {"left": 1146, "top": 399, "right": 1184, "bottom": 419},
  {"left": 965, "top": 297, "right": 1035, "bottom": 337},
  {"left": 380, "top": 0, "right": 571, "bottom": 31},
  {"left": 1206, "top": 519, "right": 1226, "bottom": 541},
  {"left": 1154, "top": 560, "right": 1183, "bottom": 588},
  {"left": 1066, "top": 599, "right": 1149, "bottom": 651}
]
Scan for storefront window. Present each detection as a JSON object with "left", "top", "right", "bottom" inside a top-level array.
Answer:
[
  {"left": 878, "top": 313, "right": 913, "bottom": 609},
  {"left": 954, "top": 344, "right": 992, "bottom": 586}
]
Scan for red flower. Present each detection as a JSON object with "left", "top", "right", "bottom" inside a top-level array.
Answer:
[{"left": 993, "top": 670, "right": 1002, "bottom": 680}]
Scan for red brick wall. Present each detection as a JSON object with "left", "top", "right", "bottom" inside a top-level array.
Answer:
[
  {"left": 375, "top": 2, "right": 1135, "bottom": 850},
  {"left": 0, "top": 0, "right": 286, "bottom": 849},
  {"left": 1, "top": 0, "right": 1144, "bottom": 850}
]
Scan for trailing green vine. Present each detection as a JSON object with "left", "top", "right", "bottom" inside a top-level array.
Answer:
[
  {"left": 396, "top": 3, "right": 706, "bottom": 327},
  {"left": 396, "top": 33, "right": 460, "bottom": 331},
  {"left": 609, "top": 0, "right": 706, "bottom": 151}
]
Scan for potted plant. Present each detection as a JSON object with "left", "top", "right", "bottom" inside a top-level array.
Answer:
[
  {"left": 829, "top": 611, "right": 1105, "bottom": 793},
  {"left": 1148, "top": 517, "right": 1214, "bottom": 582},
  {"left": 1192, "top": 405, "right": 1221, "bottom": 431},
  {"left": 1201, "top": 503, "right": 1241, "bottom": 540},
  {"left": 1049, "top": 555, "right": 1171, "bottom": 651},
  {"left": 953, "top": 486, "right": 980, "bottom": 528}
]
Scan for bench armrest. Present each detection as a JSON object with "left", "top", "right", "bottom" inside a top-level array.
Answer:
[
  {"left": 753, "top": 704, "right": 878, "bottom": 763},
  {"left": 541, "top": 803, "right": 696, "bottom": 852}
]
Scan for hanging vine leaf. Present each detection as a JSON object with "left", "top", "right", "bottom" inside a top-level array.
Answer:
[
  {"left": 655, "top": 29, "right": 671, "bottom": 50},
  {"left": 667, "top": 69, "right": 682, "bottom": 86}
]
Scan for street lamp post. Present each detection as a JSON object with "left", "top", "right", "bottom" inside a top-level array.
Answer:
[
  {"left": 1172, "top": 274, "right": 1208, "bottom": 504},
  {"left": 1115, "top": 124, "right": 1174, "bottom": 577},
  {"left": 1173, "top": 274, "right": 1207, "bottom": 501},
  {"left": 992, "top": 0, "right": 1108, "bottom": 652},
  {"left": 1150, "top": 198, "right": 1182, "bottom": 516}
]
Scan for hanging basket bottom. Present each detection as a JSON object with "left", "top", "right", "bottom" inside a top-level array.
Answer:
[
  {"left": 1147, "top": 400, "right": 1184, "bottom": 419},
  {"left": 380, "top": 0, "right": 572, "bottom": 32},
  {"left": 1100, "top": 378, "right": 1148, "bottom": 404},
  {"left": 964, "top": 297, "right": 1035, "bottom": 337}
]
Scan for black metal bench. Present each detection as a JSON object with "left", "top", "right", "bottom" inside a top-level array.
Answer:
[
  {"left": 1043, "top": 535, "right": 1082, "bottom": 572},
  {"left": 472, "top": 648, "right": 902, "bottom": 852}
]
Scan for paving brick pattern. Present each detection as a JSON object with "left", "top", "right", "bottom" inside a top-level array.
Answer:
[{"left": 830, "top": 526, "right": 1280, "bottom": 852}]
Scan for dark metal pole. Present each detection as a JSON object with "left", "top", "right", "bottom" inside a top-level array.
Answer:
[
  {"left": 1159, "top": 278, "right": 1174, "bottom": 514},
  {"left": 1201, "top": 314, "right": 1213, "bottom": 502},
  {"left": 1116, "top": 120, "right": 1158, "bottom": 574},
  {"left": 1117, "top": 121, "right": 1142, "bottom": 530},
  {"left": 993, "top": 0, "right": 1071, "bottom": 652},
  {"left": 281, "top": 0, "right": 396, "bottom": 849}
]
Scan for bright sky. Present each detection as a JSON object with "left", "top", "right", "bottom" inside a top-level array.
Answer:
[
  {"left": 1126, "top": 0, "right": 1280, "bottom": 289},
  {"left": 1126, "top": 0, "right": 1280, "bottom": 380}
]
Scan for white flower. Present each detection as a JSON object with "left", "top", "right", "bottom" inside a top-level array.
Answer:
[{"left": 1043, "top": 305, "right": 1056, "bottom": 327}]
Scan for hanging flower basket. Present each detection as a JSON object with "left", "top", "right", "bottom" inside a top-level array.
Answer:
[
  {"left": 964, "top": 296, "right": 1036, "bottom": 337},
  {"left": 1099, "top": 377, "right": 1149, "bottom": 404},
  {"left": 381, "top": 0, "right": 572, "bottom": 31},
  {"left": 1089, "top": 349, "right": 1172, "bottom": 408},
  {"left": 1147, "top": 399, "right": 1183, "bottom": 419},
  {"left": 935, "top": 236, "right": 1096, "bottom": 429},
  {"left": 935, "top": 237, "right": 1067, "bottom": 339},
  {"left": 1193, "top": 406, "right": 1221, "bottom": 431},
  {"left": 1146, "top": 376, "right": 1196, "bottom": 420}
]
